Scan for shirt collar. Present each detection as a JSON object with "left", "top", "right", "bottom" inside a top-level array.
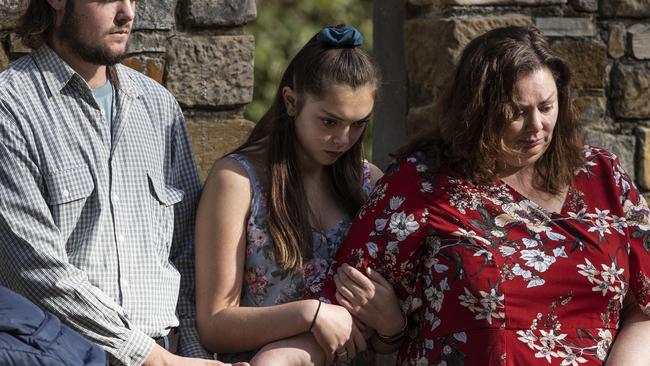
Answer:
[{"left": 31, "top": 44, "right": 142, "bottom": 98}]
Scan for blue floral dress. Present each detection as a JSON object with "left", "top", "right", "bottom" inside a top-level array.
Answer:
[{"left": 219, "top": 153, "right": 373, "bottom": 363}]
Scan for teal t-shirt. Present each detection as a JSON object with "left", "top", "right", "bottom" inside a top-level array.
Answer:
[{"left": 92, "top": 80, "right": 113, "bottom": 127}]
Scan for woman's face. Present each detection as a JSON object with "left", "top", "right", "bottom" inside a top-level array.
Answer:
[
  {"left": 285, "top": 83, "right": 375, "bottom": 169},
  {"left": 500, "top": 66, "right": 559, "bottom": 171}
]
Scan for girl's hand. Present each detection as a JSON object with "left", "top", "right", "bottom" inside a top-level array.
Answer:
[
  {"left": 310, "top": 302, "right": 366, "bottom": 365},
  {"left": 334, "top": 264, "right": 404, "bottom": 337}
]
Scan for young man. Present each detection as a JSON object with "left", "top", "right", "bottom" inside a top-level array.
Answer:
[{"left": 0, "top": 1, "right": 246, "bottom": 365}]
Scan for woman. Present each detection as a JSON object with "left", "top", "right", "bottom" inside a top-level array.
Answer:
[
  {"left": 194, "top": 25, "right": 383, "bottom": 365},
  {"left": 320, "top": 26, "right": 650, "bottom": 365}
]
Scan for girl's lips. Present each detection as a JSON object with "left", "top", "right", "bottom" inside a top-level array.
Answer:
[{"left": 325, "top": 150, "right": 344, "bottom": 158}]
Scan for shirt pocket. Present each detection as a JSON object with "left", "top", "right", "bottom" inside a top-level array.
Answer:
[
  {"left": 147, "top": 172, "right": 184, "bottom": 258},
  {"left": 43, "top": 166, "right": 95, "bottom": 241}
]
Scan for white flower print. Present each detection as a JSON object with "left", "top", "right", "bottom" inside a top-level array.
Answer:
[
  {"left": 624, "top": 198, "right": 650, "bottom": 231},
  {"left": 600, "top": 262, "right": 623, "bottom": 284},
  {"left": 495, "top": 200, "right": 551, "bottom": 233},
  {"left": 512, "top": 263, "right": 533, "bottom": 280},
  {"left": 578, "top": 259, "right": 625, "bottom": 298},
  {"left": 500, "top": 245, "right": 516, "bottom": 256},
  {"left": 521, "top": 249, "right": 557, "bottom": 272},
  {"left": 388, "top": 211, "right": 420, "bottom": 241},
  {"left": 517, "top": 329, "right": 538, "bottom": 350},
  {"left": 538, "top": 329, "right": 567, "bottom": 349},
  {"left": 474, "top": 249, "right": 493, "bottom": 260},
  {"left": 558, "top": 348, "right": 588, "bottom": 366},
  {"left": 421, "top": 181, "right": 433, "bottom": 193},
  {"left": 452, "top": 228, "right": 491, "bottom": 246},
  {"left": 459, "top": 287, "right": 505, "bottom": 325},
  {"left": 576, "top": 259, "right": 599, "bottom": 283},
  {"left": 458, "top": 287, "right": 479, "bottom": 312},
  {"left": 389, "top": 196, "right": 405, "bottom": 210},
  {"left": 596, "top": 329, "right": 612, "bottom": 361},
  {"left": 366, "top": 242, "right": 379, "bottom": 258},
  {"left": 534, "top": 345, "right": 556, "bottom": 363},
  {"left": 527, "top": 277, "right": 546, "bottom": 288},
  {"left": 425, "top": 286, "right": 444, "bottom": 312}
]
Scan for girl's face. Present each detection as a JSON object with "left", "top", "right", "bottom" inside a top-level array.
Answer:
[
  {"left": 500, "top": 66, "right": 559, "bottom": 171},
  {"left": 285, "top": 84, "right": 375, "bottom": 169}
]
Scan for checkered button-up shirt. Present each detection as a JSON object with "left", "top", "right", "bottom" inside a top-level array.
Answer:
[{"left": 0, "top": 45, "right": 210, "bottom": 365}]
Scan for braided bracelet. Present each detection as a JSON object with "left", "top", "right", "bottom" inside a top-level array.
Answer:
[
  {"left": 308, "top": 300, "right": 322, "bottom": 332},
  {"left": 375, "top": 312, "right": 408, "bottom": 344}
]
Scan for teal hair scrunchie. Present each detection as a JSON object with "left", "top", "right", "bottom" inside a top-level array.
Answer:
[{"left": 317, "top": 25, "right": 364, "bottom": 47}]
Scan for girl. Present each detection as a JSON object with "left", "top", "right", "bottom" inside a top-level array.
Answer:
[{"left": 195, "top": 25, "right": 383, "bottom": 365}]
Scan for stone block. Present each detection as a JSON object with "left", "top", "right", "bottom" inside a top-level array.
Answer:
[
  {"left": 608, "top": 24, "right": 626, "bottom": 58},
  {"left": 133, "top": 0, "right": 176, "bottom": 30},
  {"left": 611, "top": 63, "right": 650, "bottom": 119},
  {"left": 186, "top": 116, "right": 255, "bottom": 180},
  {"left": 0, "top": 45, "right": 9, "bottom": 73},
  {"left": 127, "top": 32, "right": 167, "bottom": 54},
  {"left": 9, "top": 33, "right": 30, "bottom": 54},
  {"left": 574, "top": 95, "right": 606, "bottom": 128},
  {"left": 601, "top": 0, "right": 650, "bottom": 18},
  {"left": 636, "top": 127, "right": 650, "bottom": 190},
  {"left": 166, "top": 34, "right": 254, "bottom": 108},
  {"left": 406, "top": 103, "right": 438, "bottom": 137},
  {"left": 404, "top": 14, "right": 532, "bottom": 108},
  {"left": 535, "top": 17, "right": 596, "bottom": 37},
  {"left": 184, "top": 0, "right": 256, "bottom": 27},
  {"left": 445, "top": 0, "right": 565, "bottom": 4},
  {"left": 570, "top": 0, "right": 598, "bottom": 12},
  {"left": 551, "top": 39, "right": 607, "bottom": 90},
  {"left": 583, "top": 130, "right": 636, "bottom": 180},
  {"left": 629, "top": 24, "right": 650, "bottom": 60},
  {"left": 121, "top": 55, "right": 165, "bottom": 84},
  {"left": 0, "top": 0, "right": 28, "bottom": 30}
]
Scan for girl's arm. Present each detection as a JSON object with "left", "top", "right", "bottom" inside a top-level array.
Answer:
[{"left": 194, "top": 158, "right": 360, "bottom": 359}]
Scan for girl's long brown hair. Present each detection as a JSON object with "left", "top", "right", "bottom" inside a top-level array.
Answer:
[
  {"left": 234, "top": 26, "right": 380, "bottom": 271},
  {"left": 398, "top": 26, "right": 583, "bottom": 194}
]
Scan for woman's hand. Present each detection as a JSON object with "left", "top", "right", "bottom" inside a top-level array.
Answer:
[
  {"left": 334, "top": 264, "right": 404, "bottom": 337},
  {"left": 310, "top": 302, "right": 366, "bottom": 365}
]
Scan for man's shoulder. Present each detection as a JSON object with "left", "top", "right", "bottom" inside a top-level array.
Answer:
[
  {"left": 0, "top": 54, "right": 38, "bottom": 97},
  {"left": 115, "top": 64, "right": 176, "bottom": 103}
]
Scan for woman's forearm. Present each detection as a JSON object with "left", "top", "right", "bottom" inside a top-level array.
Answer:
[{"left": 606, "top": 305, "right": 650, "bottom": 366}]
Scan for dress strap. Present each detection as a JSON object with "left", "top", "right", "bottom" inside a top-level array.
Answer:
[
  {"left": 228, "top": 153, "right": 260, "bottom": 191},
  {"left": 361, "top": 160, "right": 373, "bottom": 195}
]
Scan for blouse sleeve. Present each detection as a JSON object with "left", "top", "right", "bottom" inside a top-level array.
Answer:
[
  {"left": 604, "top": 150, "right": 650, "bottom": 315},
  {"left": 317, "top": 157, "right": 432, "bottom": 315}
]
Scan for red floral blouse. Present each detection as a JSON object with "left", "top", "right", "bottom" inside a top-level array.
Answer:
[{"left": 315, "top": 146, "right": 650, "bottom": 366}]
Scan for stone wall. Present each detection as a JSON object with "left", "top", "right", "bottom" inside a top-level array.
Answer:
[
  {"left": 398, "top": 0, "right": 650, "bottom": 195},
  {"left": 0, "top": 0, "right": 256, "bottom": 180}
]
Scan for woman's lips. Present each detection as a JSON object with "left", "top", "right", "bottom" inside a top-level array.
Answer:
[{"left": 520, "top": 138, "right": 544, "bottom": 148}]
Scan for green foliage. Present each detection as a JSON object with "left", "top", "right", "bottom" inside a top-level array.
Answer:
[{"left": 245, "top": 0, "right": 374, "bottom": 123}]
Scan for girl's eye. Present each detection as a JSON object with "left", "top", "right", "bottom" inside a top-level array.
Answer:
[
  {"left": 539, "top": 105, "right": 552, "bottom": 113},
  {"left": 322, "top": 118, "right": 337, "bottom": 127},
  {"left": 352, "top": 119, "right": 369, "bottom": 128}
]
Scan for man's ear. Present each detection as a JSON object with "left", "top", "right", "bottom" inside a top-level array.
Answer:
[{"left": 281, "top": 86, "right": 298, "bottom": 117}]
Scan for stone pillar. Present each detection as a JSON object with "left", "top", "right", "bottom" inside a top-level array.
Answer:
[
  {"left": 388, "top": 0, "right": 650, "bottom": 191},
  {"left": 0, "top": 0, "right": 256, "bottom": 180},
  {"left": 372, "top": 0, "right": 408, "bottom": 169}
]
